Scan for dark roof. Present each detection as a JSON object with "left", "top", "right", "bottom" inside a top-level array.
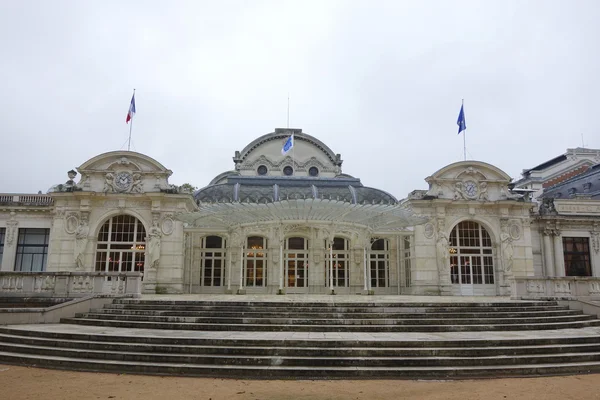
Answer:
[
  {"left": 522, "top": 154, "right": 567, "bottom": 175},
  {"left": 540, "top": 163, "right": 600, "bottom": 200},
  {"left": 195, "top": 175, "right": 398, "bottom": 205}
]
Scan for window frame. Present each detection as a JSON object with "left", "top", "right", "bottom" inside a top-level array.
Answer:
[
  {"left": 14, "top": 228, "right": 50, "bottom": 272},
  {"left": 563, "top": 236, "right": 592, "bottom": 277}
]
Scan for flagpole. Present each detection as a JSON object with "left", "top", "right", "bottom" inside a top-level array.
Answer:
[
  {"left": 128, "top": 89, "right": 135, "bottom": 151},
  {"left": 462, "top": 99, "right": 466, "bottom": 161}
]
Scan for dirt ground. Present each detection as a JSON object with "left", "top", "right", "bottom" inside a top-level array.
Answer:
[{"left": 2, "top": 365, "right": 600, "bottom": 400}]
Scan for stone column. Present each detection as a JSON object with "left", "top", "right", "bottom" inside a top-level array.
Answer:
[
  {"left": 237, "top": 244, "right": 245, "bottom": 294},
  {"left": 553, "top": 229, "right": 564, "bottom": 277},
  {"left": 1, "top": 220, "right": 19, "bottom": 271},
  {"left": 542, "top": 229, "right": 554, "bottom": 277}
]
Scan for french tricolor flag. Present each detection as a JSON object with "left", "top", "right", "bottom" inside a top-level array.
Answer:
[{"left": 126, "top": 93, "right": 136, "bottom": 124}]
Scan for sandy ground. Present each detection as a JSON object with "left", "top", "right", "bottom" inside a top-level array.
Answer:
[{"left": 2, "top": 365, "right": 600, "bottom": 400}]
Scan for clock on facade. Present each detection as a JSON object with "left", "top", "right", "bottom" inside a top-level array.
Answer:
[
  {"left": 463, "top": 180, "right": 478, "bottom": 199},
  {"left": 114, "top": 171, "right": 133, "bottom": 191}
]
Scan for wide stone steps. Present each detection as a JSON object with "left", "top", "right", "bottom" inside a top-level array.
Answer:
[
  {"left": 94, "top": 308, "right": 584, "bottom": 319},
  {"left": 3, "top": 347, "right": 600, "bottom": 379},
  {"left": 73, "top": 312, "right": 596, "bottom": 326},
  {"left": 2, "top": 298, "right": 600, "bottom": 378},
  {"left": 3, "top": 331, "right": 600, "bottom": 358}
]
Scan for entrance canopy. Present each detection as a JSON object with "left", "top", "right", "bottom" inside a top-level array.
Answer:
[{"left": 176, "top": 198, "right": 428, "bottom": 231}]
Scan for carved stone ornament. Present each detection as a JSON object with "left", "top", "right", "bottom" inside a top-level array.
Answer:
[
  {"left": 161, "top": 216, "right": 175, "bottom": 235},
  {"left": 423, "top": 223, "right": 435, "bottom": 239},
  {"left": 6, "top": 220, "right": 18, "bottom": 246},
  {"left": 64, "top": 213, "right": 80, "bottom": 235},
  {"left": 509, "top": 222, "right": 522, "bottom": 241},
  {"left": 591, "top": 232, "right": 600, "bottom": 255},
  {"left": 103, "top": 173, "right": 116, "bottom": 193}
]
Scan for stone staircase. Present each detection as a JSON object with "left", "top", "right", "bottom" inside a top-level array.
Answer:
[{"left": 1, "top": 298, "right": 600, "bottom": 379}]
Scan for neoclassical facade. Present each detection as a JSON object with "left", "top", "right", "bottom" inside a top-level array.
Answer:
[{"left": 1, "top": 129, "right": 599, "bottom": 296}]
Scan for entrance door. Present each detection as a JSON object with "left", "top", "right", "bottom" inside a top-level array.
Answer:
[
  {"left": 458, "top": 255, "right": 474, "bottom": 296},
  {"left": 285, "top": 237, "right": 309, "bottom": 293}
]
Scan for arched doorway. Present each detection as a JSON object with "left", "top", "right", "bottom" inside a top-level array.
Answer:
[
  {"left": 95, "top": 215, "right": 146, "bottom": 275},
  {"left": 449, "top": 221, "right": 495, "bottom": 295},
  {"left": 285, "top": 237, "right": 308, "bottom": 293}
]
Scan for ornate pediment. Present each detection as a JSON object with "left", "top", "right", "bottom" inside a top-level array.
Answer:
[
  {"left": 425, "top": 161, "right": 513, "bottom": 202},
  {"left": 73, "top": 151, "right": 175, "bottom": 194}
]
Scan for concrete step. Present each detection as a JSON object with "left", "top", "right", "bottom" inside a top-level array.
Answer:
[
  {"left": 3, "top": 332, "right": 600, "bottom": 357},
  {"left": 112, "top": 299, "right": 559, "bottom": 308},
  {"left": 5, "top": 341, "right": 600, "bottom": 367},
  {"left": 60, "top": 317, "right": 600, "bottom": 332},
  {"left": 75, "top": 312, "right": 596, "bottom": 326},
  {"left": 2, "top": 350, "right": 600, "bottom": 379},
  {"left": 94, "top": 308, "right": 584, "bottom": 319}
]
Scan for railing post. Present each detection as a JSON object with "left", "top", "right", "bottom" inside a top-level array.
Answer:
[{"left": 124, "top": 272, "right": 143, "bottom": 297}]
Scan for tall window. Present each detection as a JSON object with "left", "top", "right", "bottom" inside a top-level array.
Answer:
[
  {"left": 201, "top": 236, "right": 226, "bottom": 286},
  {"left": 403, "top": 236, "right": 412, "bottom": 287},
  {"left": 285, "top": 237, "right": 308, "bottom": 289},
  {"left": 325, "top": 237, "right": 349, "bottom": 287},
  {"left": 0, "top": 228, "right": 5, "bottom": 267},
  {"left": 246, "top": 236, "right": 267, "bottom": 287},
  {"left": 95, "top": 215, "right": 146, "bottom": 274},
  {"left": 449, "top": 221, "right": 494, "bottom": 285},
  {"left": 370, "top": 238, "right": 390, "bottom": 288},
  {"left": 563, "top": 237, "right": 591, "bottom": 276},
  {"left": 15, "top": 228, "right": 50, "bottom": 272}
]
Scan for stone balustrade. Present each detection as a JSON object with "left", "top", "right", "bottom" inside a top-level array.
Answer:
[
  {"left": 0, "top": 272, "right": 142, "bottom": 297},
  {"left": 512, "top": 276, "right": 600, "bottom": 300},
  {"left": 0, "top": 193, "right": 54, "bottom": 206}
]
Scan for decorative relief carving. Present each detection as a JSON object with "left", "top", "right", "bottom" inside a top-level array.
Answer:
[
  {"left": 131, "top": 173, "right": 143, "bottom": 193},
  {"left": 526, "top": 280, "right": 545, "bottom": 294},
  {"left": 161, "top": 216, "right": 175, "bottom": 236},
  {"left": 423, "top": 223, "right": 435, "bottom": 239},
  {"left": 500, "top": 219, "right": 514, "bottom": 273},
  {"left": 478, "top": 182, "right": 489, "bottom": 201},
  {"left": 6, "top": 218, "right": 18, "bottom": 246},
  {"left": 103, "top": 173, "right": 116, "bottom": 193},
  {"left": 436, "top": 220, "right": 449, "bottom": 274},
  {"left": 64, "top": 213, "right": 79, "bottom": 235},
  {"left": 509, "top": 221, "right": 522, "bottom": 241},
  {"left": 591, "top": 232, "right": 600, "bottom": 255},
  {"left": 128, "top": 201, "right": 151, "bottom": 208},
  {"left": 74, "top": 213, "right": 90, "bottom": 270},
  {"left": 146, "top": 214, "right": 162, "bottom": 269}
]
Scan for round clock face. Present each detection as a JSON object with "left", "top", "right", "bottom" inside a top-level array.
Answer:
[
  {"left": 114, "top": 171, "right": 133, "bottom": 191},
  {"left": 463, "top": 180, "right": 478, "bottom": 198}
]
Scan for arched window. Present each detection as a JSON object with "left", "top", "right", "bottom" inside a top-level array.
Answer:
[
  {"left": 449, "top": 221, "right": 494, "bottom": 286},
  {"left": 370, "top": 238, "right": 389, "bottom": 288},
  {"left": 325, "top": 237, "right": 349, "bottom": 287},
  {"left": 95, "top": 215, "right": 146, "bottom": 274},
  {"left": 201, "top": 236, "right": 226, "bottom": 287},
  {"left": 245, "top": 236, "right": 267, "bottom": 287}
]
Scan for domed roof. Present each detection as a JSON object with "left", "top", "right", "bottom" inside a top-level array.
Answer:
[{"left": 195, "top": 175, "right": 397, "bottom": 205}]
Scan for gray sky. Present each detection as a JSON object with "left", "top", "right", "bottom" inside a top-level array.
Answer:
[{"left": 1, "top": 0, "right": 599, "bottom": 198}]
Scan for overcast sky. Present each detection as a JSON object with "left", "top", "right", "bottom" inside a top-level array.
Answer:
[{"left": 1, "top": 0, "right": 599, "bottom": 198}]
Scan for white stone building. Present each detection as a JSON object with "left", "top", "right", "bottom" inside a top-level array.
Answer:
[{"left": 1, "top": 129, "right": 599, "bottom": 297}]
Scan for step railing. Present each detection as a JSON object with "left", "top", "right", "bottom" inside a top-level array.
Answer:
[
  {"left": 0, "top": 272, "right": 142, "bottom": 297},
  {"left": 512, "top": 277, "right": 600, "bottom": 300}
]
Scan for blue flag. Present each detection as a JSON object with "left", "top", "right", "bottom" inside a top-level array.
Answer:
[
  {"left": 281, "top": 134, "right": 294, "bottom": 155},
  {"left": 457, "top": 104, "right": 466, "bottom": 134}
]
